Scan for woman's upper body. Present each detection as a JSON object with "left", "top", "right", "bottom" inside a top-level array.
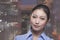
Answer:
[
  {"left": 15, "top": 30, "right": 54, "bottom": 40},
  {"left": 15, "top": 4, "right": 54, "bottom": 40}
]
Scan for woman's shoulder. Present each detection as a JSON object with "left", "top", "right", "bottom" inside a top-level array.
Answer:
[
  {"left": 45, "top": 35, "right": 54, "bottom": 40},
  {"left": 41, "top": 32, "right": 54, "bottom": 40},
  {"left": 15, "top": 34, "right": 27, "bottom": 40}
]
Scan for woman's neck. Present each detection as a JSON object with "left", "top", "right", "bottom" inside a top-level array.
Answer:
[{"left": 31, "top": 28, "right": 44, "bottom": 37}]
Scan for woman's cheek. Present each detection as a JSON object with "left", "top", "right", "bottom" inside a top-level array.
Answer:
[
  {"left": 40, "top": 21, "right": 47, "bottom": 27},
  {"left": 30, "top": 18, "right": 35, "bottom": 24}
]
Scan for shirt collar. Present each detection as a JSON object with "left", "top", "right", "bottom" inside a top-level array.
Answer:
[
  {"left": 26, "top": 30, "right": 32, "bottom": 39},
  {"left": 40, "top": 32, "right": 47, "bottom": 39},
  {"left": 26, "top": 30, "right": 46, "bottom": 39},
  {"left": 26, "top": 27, "right": 46, "bottom": 39}
]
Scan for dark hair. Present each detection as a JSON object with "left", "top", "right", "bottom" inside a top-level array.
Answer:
[{"left": 32, "top": 4, "right": 50, "bottom": 21}]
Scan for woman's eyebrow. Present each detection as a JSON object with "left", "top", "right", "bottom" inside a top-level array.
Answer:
[
  {"left": 32, "top": 14, "right": 47, "bottom": 18},
  {"left": 32, "top": 14, "right": 37, "bottom": 16},
  {"left": 39, "top": 16, "right": 47, "bottom": 18}
]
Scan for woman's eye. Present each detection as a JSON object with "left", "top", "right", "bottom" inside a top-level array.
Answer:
[
  {"left": 40, "top": 18, "right": 45, "bottom": 20},
  {"left": 32, "top": 16, "right": 36, "bottom": 18}
]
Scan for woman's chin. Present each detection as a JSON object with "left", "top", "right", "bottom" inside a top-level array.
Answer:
[{"left": 32, "top": 28, "right": 41, "bottom": 32}]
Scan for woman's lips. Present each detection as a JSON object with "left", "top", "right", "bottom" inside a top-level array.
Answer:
[{"left": 34, "top": 25, "right": 40, "bottom": 28}]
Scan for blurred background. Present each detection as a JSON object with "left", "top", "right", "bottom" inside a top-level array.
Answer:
[{"left": 0, "top": 0, "right": 60, "bottom": 40}]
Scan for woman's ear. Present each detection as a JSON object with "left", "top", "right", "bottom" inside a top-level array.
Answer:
[
  {"left": 29, "top": 14, "right": 32, "bottom": 20},
  {"left": 48, "top": 19, "right": 51, "bottom": 22},
  {"left": 29, "top": 14, "right": 31, "bottom": 20},
  {"left": 47, "top": 18, "right": 51, "bottom": 23},
  {"left": 46, "top": 19, "right": 51, "bottom": 27}
]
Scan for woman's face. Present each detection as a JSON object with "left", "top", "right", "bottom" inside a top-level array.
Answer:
[{"left": 30, "top": 9, "right": 48, "bottom": 31}]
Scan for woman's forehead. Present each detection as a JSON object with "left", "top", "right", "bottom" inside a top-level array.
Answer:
[{"left": 32, "top": 9, "right": 47, "bottom": 17}]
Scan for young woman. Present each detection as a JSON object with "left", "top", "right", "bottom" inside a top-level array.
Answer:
[{"left": 15, "top": 4, "right": 54, "bottom": 40}]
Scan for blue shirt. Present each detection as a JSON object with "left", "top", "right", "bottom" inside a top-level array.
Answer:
[{"left": 15, "top": 30, "right": 54, "bottom": 40}]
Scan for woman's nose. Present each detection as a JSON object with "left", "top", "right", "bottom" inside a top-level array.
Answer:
[{"left": 35, "top": 19, "right": 39, "bottom": 24}]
